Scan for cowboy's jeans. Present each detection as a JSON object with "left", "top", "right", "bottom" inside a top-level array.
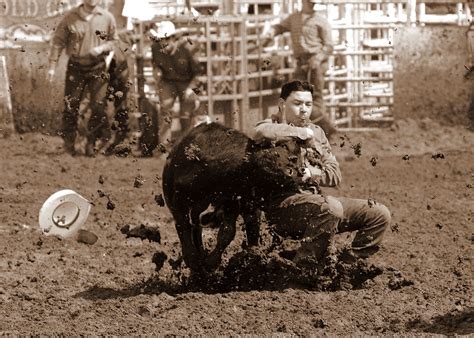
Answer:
[
  {"left": 62, "top": 59, "right": 109, "bottom": 147},
  {"left": 266, "top": 191, "right": 391, "bottom": 263}
]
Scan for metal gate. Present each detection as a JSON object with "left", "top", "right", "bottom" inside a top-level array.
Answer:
[{"left": 133, "top": 0, "right": 472, "bottom": 133}]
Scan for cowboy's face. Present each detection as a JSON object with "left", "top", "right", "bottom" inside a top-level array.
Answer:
[
  {"left": 83, "top": 0, "right": 101, "bottom": 7},
  {"left": 279, "top": 90, "right": 313, "bottom": 126},
  {"left": 158, "top": 35, "right": 177, "bottom": 53},
  {"left": 302, "top": 1, "right": 316, "bottom": 12}
]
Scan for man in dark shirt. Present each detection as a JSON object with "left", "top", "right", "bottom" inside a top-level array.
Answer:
[
  {"left": 150, "top": 21, "right": 202, "bottom": 142},
  {"left": 48, "top": 0, "right": 118, "bottom": 156}
]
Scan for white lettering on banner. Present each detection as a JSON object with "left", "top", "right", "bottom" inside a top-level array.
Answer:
[
  {"left": 26, "top": 0, "right": 38, "bottom": 17},
  {"left": 0, "top": 0, "right": 109, "bottom": 18},
  {"left": 0, "top": 0, "right": 9, "bottom": 16},
  {"left": 0, "top": 0, "right": 39, "bottom": 18},
  {"left": 0, "top": 0, "right": 7, "bottom": 16},
  {"left": 45, "top": 0, "right": 84, "bottom": 18}
]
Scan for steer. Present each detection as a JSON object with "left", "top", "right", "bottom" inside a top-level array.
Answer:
[{"left": 162, "top": 122, "right": 309, "bottom": 273}]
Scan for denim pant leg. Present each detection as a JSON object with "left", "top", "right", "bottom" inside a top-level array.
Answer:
[
  {"left": 267, "top": 193, "right": 343, "bottom": 263},
  {"left": 336, "top": 197, "right": 391, "bottom": 255},
  {"left": 110, "top": 65, "right": 130, "bottom": 143},
  {"left": 86, "top": 69, "right": 109, "bottom": 143},
  {"left": 176, "top": 80, "right": 194, "bottom": 134},
  {"left": 63, "top": 63, "right": 87, "bottom": 145},
  {"left": 157, "top": 79, "right": 178, "bottom": 143}
]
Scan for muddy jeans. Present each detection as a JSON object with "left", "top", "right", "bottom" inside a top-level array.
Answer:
[
  {"left": 108, "top": 59, "right": 130, "bottom": 146},
  {"left": 62, "top": 59, "right": 110, "bottom": 147},
  {"left": 266, "top": 191, "right": 391, "bottom": 264},
  {"left": 157, "top": 79, "right": 196, "bottom": 142}
]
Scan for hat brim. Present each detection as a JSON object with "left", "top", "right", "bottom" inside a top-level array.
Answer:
[
  {"left": 39, "top": 189, "right": 91, "bottom": 238},
  {"left": 150, "top": 29, "right": 177, "bottom": 39}
]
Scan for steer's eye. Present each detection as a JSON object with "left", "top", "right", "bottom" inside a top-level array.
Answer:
[
  {"left": 288, "top": 155, "right": 298, "bottom": 163},
  {"left": 286, "top": 168, "right": 294, "bottom": 176}
]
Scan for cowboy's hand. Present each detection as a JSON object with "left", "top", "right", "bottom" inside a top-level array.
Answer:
[
  {"left": 308, "top": 53, "right": 325, "bottom": 70},
  {"left": 306, "top": 149, "right": 324, "bottom": 167},
  {"left": 301, "top": 166, "right": 322, "bottom": 186},
  {"left": 301, "top": 168, "right": 312, "bottom": 182},
  {"left": 90, "top": 45, "right": 105, "bottom": 57},
  {"left": 184, "top": 87, "right": 197, "bottom": 101},
  {"left": 47, "top": 67, "right": 55, "bottom": 82},
  {"left": 298, "top": 127, "right": 314, "bottom": 141},
  {"left": 308, "top": 55, "right": 319, "bottom": 70},
  {"left": 261, "top": 26, "right": 275, "bottom": 43},
  {"left": 153, "top": 68, "right": 162, "bottom": 84},
  {"left": 305, "top": 173, "right": 322, "bottom": 194}
]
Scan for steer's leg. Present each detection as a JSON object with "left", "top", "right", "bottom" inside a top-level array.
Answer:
[
  {"left": 204, "top": 203, "right": 239, "bottom": 270},
  {"left": 241, "top": 202, "right": 262, "bottom": 248},
  {"left": 190, "top": 202, "right": 210, "bottom": 258},
  {"left": 174, "top": 208, "right": 202, "bottom": 272}
]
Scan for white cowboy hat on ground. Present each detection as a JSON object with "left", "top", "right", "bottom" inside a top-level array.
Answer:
[
  {"left": 38, "top": 189, "right": 91, "bottom": 238},
  {"left": 150, "top": 21, "right": 176, "bottom": 39}
]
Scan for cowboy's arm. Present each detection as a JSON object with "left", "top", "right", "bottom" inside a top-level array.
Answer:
[
  {"left": 320, "top": 18, "right": 334, "bottom": 57},
  {"left": 91, "top": 14, "right": 119, "bottom": 56},
  {"left": 307, "top": 126, "right": 341, "bottom": 187},
  {"left": 253, "top": 119, "right": 314, "bottom": 143}
]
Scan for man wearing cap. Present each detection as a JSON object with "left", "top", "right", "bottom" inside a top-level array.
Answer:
[
  {"left": 253, "top": 80, "right": 391, "bottom": 271},
  {"left": 48, "top": 0, "right": 118, "bottom": 156},
  {"left": 263, "top": 0, "right": 337, "bottom": 139},
  {"left": 150, "top": 20, "right": 202, "bottom": 142}
]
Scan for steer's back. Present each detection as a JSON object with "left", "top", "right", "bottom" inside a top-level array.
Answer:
[{"left": 162, "top": 123, "right": 251, "bottom": 214}]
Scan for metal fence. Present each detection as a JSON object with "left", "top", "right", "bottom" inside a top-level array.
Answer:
[{"left": 132, "top": 0, "right": 473, "bottom": 132}]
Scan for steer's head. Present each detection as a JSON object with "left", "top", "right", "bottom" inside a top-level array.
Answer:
[{"left": 247, "top": 139, "right": 306, "bottom": 201}]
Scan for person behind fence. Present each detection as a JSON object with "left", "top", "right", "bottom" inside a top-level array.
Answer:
[
  {"left": 150, "top": 20, "right": 202, "bottom": 143},
  {"left": 253, "top": 80, "right": 391, "bottom": 271},
  {"left": 263, "top": 0, "right": 337, "bottom": 139},
  {"left": 47, "top": 0, "right": 118, "bottom": 156}
]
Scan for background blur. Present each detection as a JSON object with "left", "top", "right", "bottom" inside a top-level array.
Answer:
[{"left": 0, "top": 0, "right": 472, "bottom": 135}]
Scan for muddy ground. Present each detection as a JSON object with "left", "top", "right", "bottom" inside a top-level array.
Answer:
[{"left": 0, "top": 117, "right": 473, "bottom": 335}]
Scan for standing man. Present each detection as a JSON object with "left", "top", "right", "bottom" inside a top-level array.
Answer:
[
  {"left": 150, "top": 21, "right": 202, "bottom": 143},
  {"left": 253, "top": 80, "right": 391, "bottom": 271},
  {"left": 264, "top": 0, "right": 337, "bottom": 138},
  {"left": 48, "top": 0, "right": 118, "bottom": 156}
]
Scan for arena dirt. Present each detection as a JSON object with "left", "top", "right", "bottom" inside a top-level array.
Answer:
[{"left": 0, "top": 118, "right": 472, "bottom": 335}]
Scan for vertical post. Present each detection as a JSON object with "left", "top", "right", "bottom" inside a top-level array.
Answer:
[
  {"left": 352, "top": 3, "right": 363, "bottom": 128},
  {"left": 407, "top": 0, "right": 417, "bottom": 27},
  {"left": 327, "top": 3, "right": 336, "bottom": 126},
  {"left": 456, "top": 3, "right": 463, "bottom": 26},
  {"left": 0, "top": 55, "right": 15, "bottom": 136},
  {"left": 465, "top": 3, "right": 472, "bottom": 24},
  {"left": 240, "top": 17, "right": 250, "bottom": 132},
  {"left": 222, "top": 0, "right": 234, "bottom": 15},
  {"left": 468, "top": 15, "right": 474, "bottom": 67},
  {"left": 387, "top": 3, "right": 395, "bottom": 19},
  {"left": 205, "top": 19, "right": 214, "bottom": 118},
  {"left": 345, "top": 3, "right": 354, "bottom": 127},
  {"left": 136, "top": 21, "right": 146, "bottom": 116},
  {"left": 418, "top": 2, "right": 426, "bottom": 26},
  {"left": 397, "top": 3, "right": 403, "bottom": 23},
  {"left": 231, "top": 19, "right": 238, "bottom": 126},
  {"left": 255, "top": 14, "right": 263, "bottom": 114}
]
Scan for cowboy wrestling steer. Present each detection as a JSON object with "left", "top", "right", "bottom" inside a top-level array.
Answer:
[{"left": 162, "top": 122, "right": 317, "bottom": 272}]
